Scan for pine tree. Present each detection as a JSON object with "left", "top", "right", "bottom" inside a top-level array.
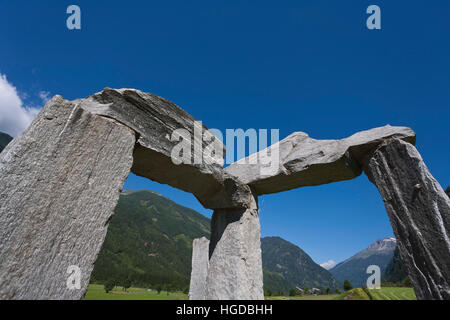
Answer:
[{"left": 343, "top": 280, "right": 353, "bottom": 291}]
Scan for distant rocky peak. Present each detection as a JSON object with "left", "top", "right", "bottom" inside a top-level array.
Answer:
[{"left": 368, "top": 237, "right": 397, "bottom": 252}]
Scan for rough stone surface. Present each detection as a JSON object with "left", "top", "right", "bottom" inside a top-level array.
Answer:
[
  {"left": 189, "top": 237, "right": 210, "bottom": 300},
  {"left": 78, "top": 88, "right": 223, "bottom": 166},
  {"left": 78, "top": 88, "right": 250, "bottom": 210},
  {"left": 0, "top": 96, "right": 135, "bottom": 299},
  {"left": 365, "top": 139, "right": 450, "bottom": 300},
  {"left": 205, "top": 191, "right": 264, "bottom": 300},
  {"left": 225, "top": 125, "right": 416, "bottom": 195}
]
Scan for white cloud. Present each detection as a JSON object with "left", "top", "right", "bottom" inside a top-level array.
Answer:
[
  {"left": 39, "top": 91, "right": 51, "bottom": 104},
  {"left": 320, "top": 260, "right": 336, "bottom": 270},
  {"left": 0, "top": 74, "right": 41, "bottom": 137}
]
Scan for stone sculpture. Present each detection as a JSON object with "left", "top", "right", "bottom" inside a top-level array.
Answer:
[{"left": 0, "top": 88, "right": 448, "bottom": 300}]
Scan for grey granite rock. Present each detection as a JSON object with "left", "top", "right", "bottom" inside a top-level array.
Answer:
[
  {"left": 189, "top": 237, "right": 210, "bottom": 300},
  {"left": 78, "top": 88, "right": 224, "bottom": 167},
  {"left": 79, "top": 88, "right": 250, "bottom": 210},
  {"left": 205, "top": 191, "right": 264, "bottom": 300},
  {"left": 0, "top": 96, "right": 136, "bottom": 299},
  {"left": 225, "top": 125, "right": 416, "bottom": 195},
  {"left": 365, "top": 139, "right": 450, "bottom": 300}
]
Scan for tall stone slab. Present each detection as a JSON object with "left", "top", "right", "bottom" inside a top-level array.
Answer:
[
  {"left": 189, "top": 237, "right": 210, "bottom": 300},
  {"left": 0, "top": 96, "right": 136, "bottom": 299},
  {"left": 205, "top": 191, "right": 264, "bottom": 300},
  {"left": 365, "top": 139, "right": 450, "bottom": 300}
]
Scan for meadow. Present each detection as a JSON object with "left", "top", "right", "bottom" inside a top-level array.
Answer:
[
  {"left": 333, "top": 287, "right": 416, "bottom": 300},
  {"left": 369, "top": 287, "right": 416, "bottom": 300},
  {"left": 85, "top": 284, "right": 416, "bottom": 300},
  {"left": 84, "top": 284, "right": 188, "bottom": 300}
]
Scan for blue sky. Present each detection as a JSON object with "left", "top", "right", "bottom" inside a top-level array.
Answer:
[{"left": 0, "top": 0, "right": 449, "bottom": 266}]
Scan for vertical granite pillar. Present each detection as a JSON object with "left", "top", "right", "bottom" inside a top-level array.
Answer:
[
  {"left": 189, "top": 237, "right": 210, "bottom": 300},
  {"left": 365, "top": 139, "right": 450, "bottom": 300},
  {"left": 205, "top": 192, "right": 264, "bottom": 300},
  {"left": 0, "top": 97, "right": 135, "bottom": 299}
]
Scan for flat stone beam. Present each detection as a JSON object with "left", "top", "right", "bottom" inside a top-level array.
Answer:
[
  {"left": 189, "top": 237, "right": 210, "bottom": 300},
  {"left": 205, "top": 192, "right": 264, "bottom": 300},
  {"left": 0, "top": 96, "right": 135, "bottom": 299},
  {"left": 365, "top": 139, "right": 450, "bottom": 300},
  {"left": 78, "top": 88, "right": 250, "bottom": 210},
  {"left": 225, "top": 125, "right": 416, "bottom": 195}
]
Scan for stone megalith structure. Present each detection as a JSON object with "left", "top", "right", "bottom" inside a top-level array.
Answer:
[{"left": 0, "top": 87, "right": 448, "bottom": 300}]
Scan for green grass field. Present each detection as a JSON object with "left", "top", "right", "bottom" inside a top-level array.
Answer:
[
  {"left": 370, "top": 287, "right": 416, "bottom": 300},
  {"left": 84, "top": 284, "right": 188, "bottom": 300},
  {"left": 334, "top": 287, "right": 416, "bottom": 300},
  {"left": 85, "top": 284, "right": 416, "bottom": 300},
  {"left": 334, "top": 288, "right": 372, "bottom": 300}
]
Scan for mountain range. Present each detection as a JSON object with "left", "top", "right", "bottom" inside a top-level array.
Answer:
[
  {"left": 262, "top": 237, "right": 339, "bottom": 292},
  {"left": 329, "top": 237, "right": 396, "bottom": 287},
  {"left": 328, "top": 187, "right": 450, "bottom": 287},
  {"left": 91, "top": 189, "right": 339, "bottom": 293},
  {"left": 90, "top": 190, "right": 210, "bottom": 291},
  {"left": 0, "top": 131, "right": 13, "bottom": 153}
]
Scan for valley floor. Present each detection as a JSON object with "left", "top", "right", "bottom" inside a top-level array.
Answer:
[
  {"left": 84, "top": 285, "right": 416, "bottom": 300},
  {"left": 84, "top": 284, "right": 188, "bottom": 300},
  {"left": 334, "top": 287, "right": 416, "bottom": 300}
]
